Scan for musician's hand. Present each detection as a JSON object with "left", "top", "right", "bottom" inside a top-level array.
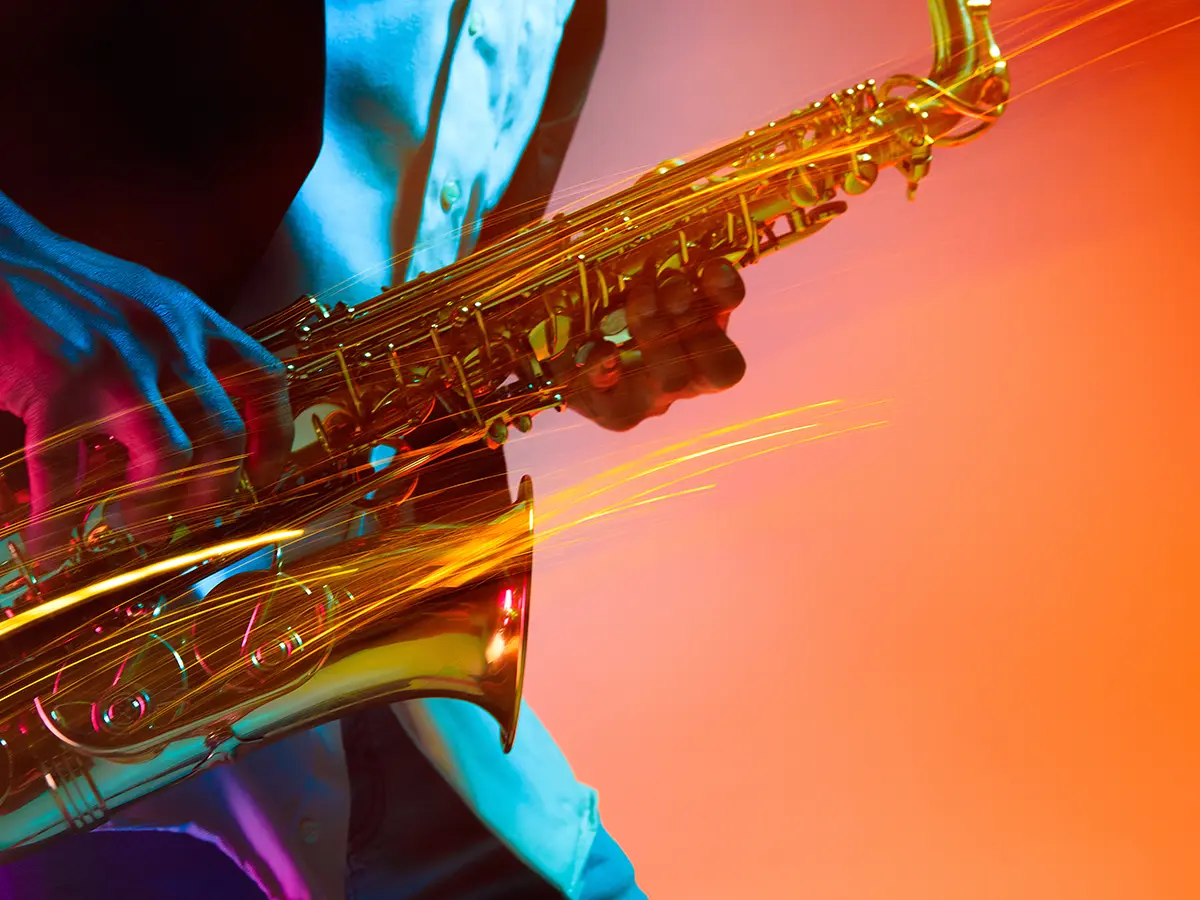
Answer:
[
  {"left": 0, "top": 252, "right": 293, "bottom": 556},
  {"left": 567, "top": 258, "right": 747, "bottom": 431}
]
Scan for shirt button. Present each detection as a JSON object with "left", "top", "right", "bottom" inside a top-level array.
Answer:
[
  {"left": 299, "top": 817, "right": 320, "bottom": 845},
  {"left": 439, "top": 180, "right": 462, "bottom": 212}
]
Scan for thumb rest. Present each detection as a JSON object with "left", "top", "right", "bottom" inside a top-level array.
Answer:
[{"left": 0, "top": 0, "right": 1008, "bottom": 857}]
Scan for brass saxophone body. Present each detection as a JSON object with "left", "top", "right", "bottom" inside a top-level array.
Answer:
[{"left": 0, "top": 0, "right": 1008, "bottom": 859}]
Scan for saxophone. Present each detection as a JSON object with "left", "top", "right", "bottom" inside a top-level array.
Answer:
[{"left": 0, "top": 0, "right": 1008, "bottom": 858}]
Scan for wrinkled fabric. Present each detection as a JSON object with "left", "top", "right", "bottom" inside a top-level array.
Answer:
[{"left": 0, "top": 2, "right": 647, "bottom": 897}]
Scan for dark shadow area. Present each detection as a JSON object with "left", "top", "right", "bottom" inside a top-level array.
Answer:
[{"left": 0, "top": 830, "right": 266, "bottom": 899}]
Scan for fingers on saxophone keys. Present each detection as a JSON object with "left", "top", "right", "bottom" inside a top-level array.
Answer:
[
  {"left": 578, "top": 368, "right": 659, "bottom": 433},
  {"left": 698, "top": 258, "right": 746, "bottom": 315},
  {"left": 660, "top": 274, "right": 696, "bottom": 318},
  {"left": 209, "top": 333, "right": 294, "bottom": 492},
  {"left": 167, "top": 371, "right": 248, "bottom": 514},
  {"left": 577, "top": 340, "right": 622, "bottom": 393},
  {"left": 682, "top": 327, "right": 746, "bottom": 394},
  {"left": 627, "top": 277, "right": 695, "bottom": 396},
  {"left": 23, "top": 401, "right": 88, "bottom": 559},
  {"left": 680, "top": 260, "right": 746, "bottom": 392},
  {"left": 111, "top": 379, "right": 197, "bottom": 541}
]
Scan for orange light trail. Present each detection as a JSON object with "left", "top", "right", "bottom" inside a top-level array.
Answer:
[
  {"left": 531, "top": 402, "right": 890, "bottom": 549},
  {"left": 1010, "top": 13, "right": 1200, "bottom": 99}
]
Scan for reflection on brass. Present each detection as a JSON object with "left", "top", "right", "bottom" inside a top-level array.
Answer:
[{"left": 0, "top": 0, "right": 1007, "bottom": 858}]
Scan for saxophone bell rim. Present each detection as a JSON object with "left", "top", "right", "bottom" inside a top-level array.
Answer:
[{"left": 499, "top": 474, "right": 535, "bottom": 753}]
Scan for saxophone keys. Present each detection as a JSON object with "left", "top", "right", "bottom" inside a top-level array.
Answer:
[
  {"left": 844, "top": 153, "right": 880, "bottom": 195},
  {"left": 486, "top": 418, "right": 510, "bottom": 448},
  {"left": 787, "top": 168, "right": 822, "bottom": 207},
  {"left": 311, "top": 413, "right": 334, "bottom": 458},
  {"left": 237, "top": 471, "right": 260, "bottom": 507}
]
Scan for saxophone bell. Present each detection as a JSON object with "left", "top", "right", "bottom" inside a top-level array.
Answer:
[{"left": 0, "top": 475, "right": 534, "bottom": 851}]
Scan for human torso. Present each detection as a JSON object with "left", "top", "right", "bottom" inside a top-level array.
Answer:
[
  {"left": 0, "top": 0, "right": 573, "bottom": 318},
  {"left": 221, "top": 6, "right": 593, "bottom": 894},
  {"left": 227, "top": 0, "right": 575, "bottom": 327},
  {"left": 2, "top": 5, "right": 604, "bottom": 898}
]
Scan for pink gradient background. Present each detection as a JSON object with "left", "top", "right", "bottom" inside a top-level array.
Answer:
[{"left": 506, "top": 1, "right": 1200, "bottom": 898}]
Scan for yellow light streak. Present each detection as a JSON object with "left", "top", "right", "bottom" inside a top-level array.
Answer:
[{"left": 0, "top": 530, "right": 304, "bottom": 641}]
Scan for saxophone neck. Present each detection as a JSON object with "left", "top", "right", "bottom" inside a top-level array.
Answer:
[
  {"left": 931, "top": 0, "right": 1002, "bottom": 80},
  {"left": 894, "top": 0, "right": 1011, "bottom": 146}
]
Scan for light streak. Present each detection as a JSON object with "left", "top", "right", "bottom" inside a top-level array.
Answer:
[{"left": 0, "top": 530, "right": 304, "bottom": 641}]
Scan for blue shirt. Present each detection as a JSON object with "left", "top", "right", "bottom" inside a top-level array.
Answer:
[
  {"left": 101, "top": 2, "right": 619, "bottom": 898},
  {"left": 0, "top": 3, "right": 641, "bottom": 897}
]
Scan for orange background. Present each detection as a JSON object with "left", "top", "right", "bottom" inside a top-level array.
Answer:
[{"left": 509, "top": 1, "right": 1200, "bottom": 898}]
